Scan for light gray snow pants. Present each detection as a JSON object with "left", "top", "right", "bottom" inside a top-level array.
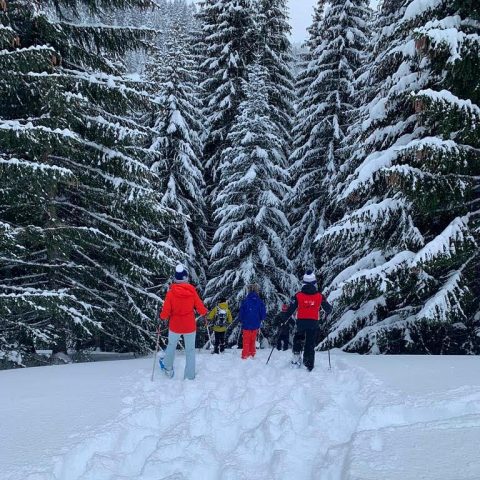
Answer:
[{"left": 163, "top": 331, "right": 196, "bottom": 380}]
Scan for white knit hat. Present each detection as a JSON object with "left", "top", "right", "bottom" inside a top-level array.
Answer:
[
  {"left": 303, "top": 269, "right": 317, "bottom": 284},
  {"left": 174, "top": 264, "right": 189, "bottom": 282}
]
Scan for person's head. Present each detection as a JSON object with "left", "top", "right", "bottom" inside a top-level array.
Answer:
[
  {"left": 174, "top": 264, "right": 189, "bottom": 283},
  {"left": 219, "top": 297, "right": 228, "bottom": 305},
  {"left": 248, "top": 283, "right": 260, "bottom": 295},
  {"left": 281, "top": 304, "right": 289, "bottom": 312},
  {"left": 302, "top": 269, "right": 317, "bottom": 287}
]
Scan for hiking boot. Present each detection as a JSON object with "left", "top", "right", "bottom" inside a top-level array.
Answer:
[
  {"left": 291, "top": 353, "right": 301, "bottom": 368},
  {"left": 159, "top": 358, "right": 174, "bottom": 378}
]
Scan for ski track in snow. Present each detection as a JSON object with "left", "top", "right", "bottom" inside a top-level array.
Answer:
[{"left": 4, "top": 351, "right": 480, "bottom": 480}]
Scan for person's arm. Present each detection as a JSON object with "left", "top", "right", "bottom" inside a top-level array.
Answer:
[
  {"left": 207, "top": 306, "right": 217, "bottom": 321},
  {"left": 238, "top": 300, "right": 245, "bottom": 326},
  {"left": 160, "top": 291, "right": 172, "bottom": 321},
  {"left": 321, "top": 297, "right": 333, "bottom": 316},
  {"left": 194, "top": 291, "right": 208, "bottom": 317},
  {"left": 283, "top": 295, "right": 298, "bottom": 321},
  {"left": 227, "top": 307, "right": 233, "bottom": 324}
]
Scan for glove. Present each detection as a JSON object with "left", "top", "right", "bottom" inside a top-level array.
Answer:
[{"left": 157, "top": 319, "right": 167, "bottom": 333}]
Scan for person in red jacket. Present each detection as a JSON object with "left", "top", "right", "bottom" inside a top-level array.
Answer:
[
  {"left": 159, "top": 264, "right": 208, "bottom": 380},
  {"left": 281, "top": 270, "right": 333, "bottom": 371}
]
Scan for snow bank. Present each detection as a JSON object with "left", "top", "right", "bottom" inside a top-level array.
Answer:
[{"left": 1, "top": 351, "right": 480, "bottom": 480}]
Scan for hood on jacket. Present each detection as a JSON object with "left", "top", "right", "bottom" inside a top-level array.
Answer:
[
  {"left": 301, "top": 283, "right": 318, "bottom": 295},
  {"left": 217, "top": 301, "right": 229, "bottom": 310},
  {"left": 170, "top": 283, "right": 196, "bottom": 298},
  {"left": 246, "top": 291, "right": 261, "bottom": 302}
]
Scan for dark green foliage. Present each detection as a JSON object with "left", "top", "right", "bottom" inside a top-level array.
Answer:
[
  {"left": 257, "top": 0, "right": 295, "bottom": 164},
  {"left": 316, "top": 0, "right": 480, "bottom": 355},
  {"left": 198, "top": 0, "right": 257, "bottom": 183},
  {"left": 205, "top": 64, "right": 295, "bottom": 311},
  {"left": 147, "top": 23, "right": 208, "bottom": 286},
  {"left": 288, "top": 0, "right": 371, "bottom": 269},
  {"left": 0, "top": 0, "right": 179, "bottom": 365}
]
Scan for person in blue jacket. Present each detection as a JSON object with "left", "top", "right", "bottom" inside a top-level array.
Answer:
[{"left": 239, "top": 284, "right": 267, "bottom": 359}]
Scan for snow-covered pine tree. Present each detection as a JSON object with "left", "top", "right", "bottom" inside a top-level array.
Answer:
[
  {"left": 317, "top": 0, "right": 480, "bottom": 354},
  {"left": 205, "top": 63, "right": 295, "bottom": 311},
  {"left": 148, "top": 23, "right": 208, "bottom": 287},
  {"left": 288, "top": 0, "right": 370, "bottom": 271},
  {"left": 284, "top": 4, "right": 324, "bottom": 272},
  {"left": 194, "top": 0, "right": 223, "bottom": 71},
  {"left": 257, "top": 0, "right": 295, "bottom": 167},
  {"left": 151, "top": 0, "right": 197, "bottom": 50},
  {"left": 116, "top": 0, "right": 198, "bottom": 81},
  {"left": 0, "top": 0, "right": 179, "bottom": 366},
  {"left": 199, "top": 0, "right": 257, "bottom": 184}
]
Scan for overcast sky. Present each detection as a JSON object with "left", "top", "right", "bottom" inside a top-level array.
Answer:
[
  {"left": 191, "top": 1, "right": 381, "bottom": 44},
  {"left": 289, "top": 0, "right": 381, "bottom": 43},
  {"left": 288, "top": 0, "right": 315, "bottom": 43}
]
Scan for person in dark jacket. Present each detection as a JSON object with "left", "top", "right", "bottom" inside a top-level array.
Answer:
[
  {"left": 281, "top": 270, "right": 332, "bottom": 371},
  {"left": 239, "top": 284, "right": 267, "bottom": 359},
  {"left": 276, "top": 304, "right": 294, "bottom": 351}
]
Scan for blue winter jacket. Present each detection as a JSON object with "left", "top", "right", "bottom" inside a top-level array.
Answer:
[{"left": 239, "top": 292, "right": 267, "bottom": 330}]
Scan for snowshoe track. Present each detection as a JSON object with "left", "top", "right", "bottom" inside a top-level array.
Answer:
[
  {"left": 14, "top": 352, "right": 480, "bottom": 480},
  {"left": 46, "top": 352, "right": 375, "bottom": 480}
]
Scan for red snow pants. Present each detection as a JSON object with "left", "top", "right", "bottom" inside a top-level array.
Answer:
[{"left": 242, "top": 329, "right": 258, "bottom": 359}]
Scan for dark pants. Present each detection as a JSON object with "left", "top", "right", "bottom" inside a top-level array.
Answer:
[
  {"left": 293, "top": 320, "right": 319, "bottom": 370},
  {"left": 276, "top": 331, "right": 289, "bottom": 351},
  {"left": 214, "top": 331, "right": 225, "bottom": 353}
]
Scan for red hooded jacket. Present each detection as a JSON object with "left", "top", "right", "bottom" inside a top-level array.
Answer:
[{"left": 160, "top": 283, "right": 208, "bottom": 334}]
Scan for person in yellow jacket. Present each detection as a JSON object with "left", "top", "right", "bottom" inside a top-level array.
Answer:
[{"left": 207, "top": 298, "right": 233, "bottom": 354}]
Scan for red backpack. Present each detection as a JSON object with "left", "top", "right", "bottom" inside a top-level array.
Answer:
[{"left": 296, "top": 292, "right": 323, "bottom": 320}]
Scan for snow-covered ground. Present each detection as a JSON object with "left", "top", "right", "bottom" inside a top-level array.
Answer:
[{"left": 2, "top": 349, "right": 480, "bottom": 480}]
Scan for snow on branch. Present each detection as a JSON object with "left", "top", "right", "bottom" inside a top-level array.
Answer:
[
  {"left": 0, "top": 157, "right": 74, "bottom": 177},
  {"left": 415, "top": 270, "right": 468, "bottom": 323},
  {"left": 318, "top": 199, "right": 405, "bottom": 242},
  {"left": 415, "top": 19, "right": 480, "bottom": 63},
  {"left": 413, "top": 89, "right": 480, "bottom": 120},
  {"left": 402, "top": 0, "right": 445, "bottom": 22},
  {"left": 340, "top": 143, "right": 408, "bottom": 199},
  {"left": 413, "top": 215, "right": 476, "bottom": 266}
]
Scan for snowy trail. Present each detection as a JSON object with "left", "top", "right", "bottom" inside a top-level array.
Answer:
[
  {"left": 51, "top": 351, "right": 375, "bottom": 480},
  {"left": 2, "top": 350, "right": 480, "bottom": 480}
]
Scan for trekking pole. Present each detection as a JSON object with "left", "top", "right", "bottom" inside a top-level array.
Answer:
[
  {"left": 266, "top": 319, "right": 288, "bottom": 365},
  {"left": 205, "top": 319, "right": 214, "bottom": 350},
  {"left": 327, "top": 336, "right": 331, "bottom": 370},
  {"left": 151, "top": 322, "right": 162, "bottom": 382},
  {"left": 325, "top": 315, "right": 332, "bottom": 370},
  {"left": 266, "top": 342, "right": 276, "bottom": 365}
]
